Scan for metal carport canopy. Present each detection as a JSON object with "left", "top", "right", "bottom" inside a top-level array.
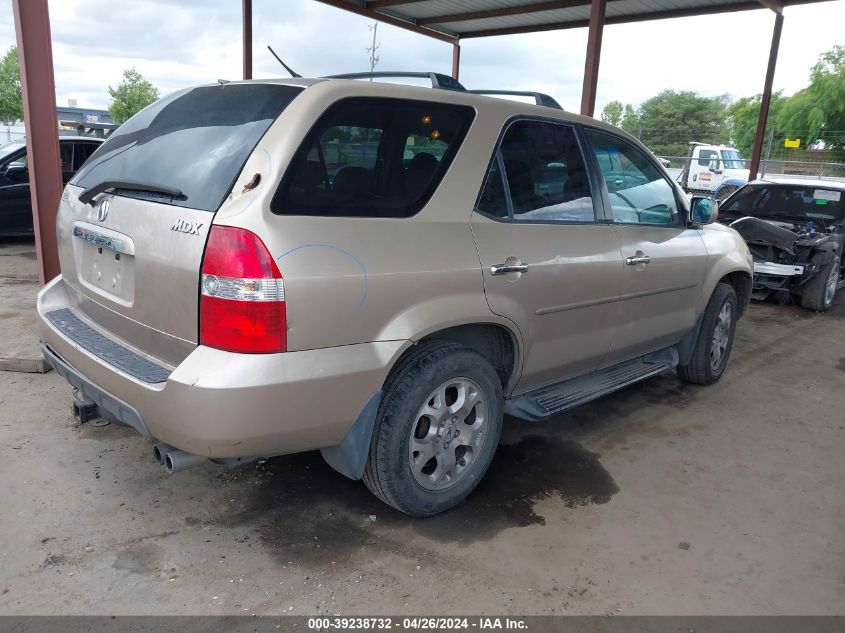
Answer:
[
  {"left": 309, "top": 0, "right": 826, "bottom": 132},
  {"left": 315, "top": 0, "right": 822, "bottom": 39}
]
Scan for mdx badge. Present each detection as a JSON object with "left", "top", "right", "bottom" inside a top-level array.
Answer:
[{"left": 171, "top": 219, "right": 203, "bottom": 235}]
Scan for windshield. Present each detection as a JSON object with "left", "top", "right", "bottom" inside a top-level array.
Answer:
[
  {"left": 721, "top": 149, "right": 744, "bottom": 170},
  {"left": 723, "top": 184, "right": 843, "bottom": 222},
  {"left": 71, "top": 83, "right": 303, "bottom": 212}
]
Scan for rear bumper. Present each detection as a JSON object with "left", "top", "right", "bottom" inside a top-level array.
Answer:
[{"left": 38, "top": 276, "right": 406, "bottom": 458}]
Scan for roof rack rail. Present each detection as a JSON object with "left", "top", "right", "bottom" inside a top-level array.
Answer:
[
  {"left": 467, "top": 90, "right": 563, "bottom": 110},
  {"left": 323, "top": 71, "right": 466, "bottom": 92}
]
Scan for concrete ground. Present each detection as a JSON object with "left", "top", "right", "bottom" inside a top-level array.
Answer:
[
  {"left": 0, "top": 239, "right": 843, "bottom": 616},
  {"left": 0, "top": 239, "right": 47, "bottom": 372}
]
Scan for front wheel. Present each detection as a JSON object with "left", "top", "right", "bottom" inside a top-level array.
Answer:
[
  {"left": 678, "top": 283, "right": 738, "bottom": 385},
  {"left": 801, "top": 259, "right": 840, "bottom": 312},
  {"left": 363, "top": 341, "right": 503, "bottom": 516}
]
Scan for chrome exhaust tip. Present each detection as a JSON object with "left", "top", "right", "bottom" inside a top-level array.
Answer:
[
  {"left": 152, "top": 442, "right": 177, "bottom": 464},
  {"left": 164, "top": 449, "right": 208, "bottom": 474}
]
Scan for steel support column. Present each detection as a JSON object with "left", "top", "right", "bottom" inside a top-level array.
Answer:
[
  {"left": 243, "top": 0, "right": 253, "bottom": 79},
  {"left": 451, "top": 42, "right": 461, "bottom": 81},
  {"left": 12, "top": 0, "right": 62, "bottom": 284},
  {"left": 748, "top": 12, "right": 783, "bottom": 180},
  {"left": 580, "top": 0, "right": 606, "bottom": 117}
]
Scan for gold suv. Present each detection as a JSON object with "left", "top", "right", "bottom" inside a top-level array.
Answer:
[{"left": 37, "top": 73, "right": 753, "bottom": 515}]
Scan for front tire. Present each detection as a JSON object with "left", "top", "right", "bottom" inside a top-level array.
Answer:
[
  {"left": 801, "top": 259, "right": 840, "bottom": 312},
  {"left": 678, "top": 283, "right": 738, "bottom": 385},
  {"left": 363, "top": 341, "right": 503, "bottom": 516}
]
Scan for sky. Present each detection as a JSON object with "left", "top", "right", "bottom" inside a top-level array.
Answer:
[{"left": 1, "top": 0, "right": 843, "bottom": 114}]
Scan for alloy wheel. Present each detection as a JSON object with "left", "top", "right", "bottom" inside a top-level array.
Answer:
[
  {"left": 408, "top": 377, "right": 488, "bottom": 492},
  {"left": 710, "top": 302, "right": 733, "bottom": 372}
]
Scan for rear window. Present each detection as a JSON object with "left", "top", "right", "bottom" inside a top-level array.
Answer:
[
  {"left": 71, "top": 83, "right": 303, "bottom": 212},
  {"left": 272, "top": 97, "right": 475, "bottom": 218}
]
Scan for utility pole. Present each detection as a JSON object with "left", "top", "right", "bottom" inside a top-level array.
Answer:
[{"left": 366, "top": 22, "right": 380, "bottom": 79}]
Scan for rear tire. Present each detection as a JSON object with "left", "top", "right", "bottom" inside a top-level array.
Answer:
[
  {"left": 801, "top": 259, "right": 840, "bottom": 312},
  {"left": 363, "top": 341, "right": 503, "bottom": 516},
  {"left": 678, "top": 283, "right": 738, "bottom": 385}
]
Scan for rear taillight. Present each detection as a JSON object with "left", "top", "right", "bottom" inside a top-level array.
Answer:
[{"left": 200, "top": 225, "right": 286, "bottom": 353}]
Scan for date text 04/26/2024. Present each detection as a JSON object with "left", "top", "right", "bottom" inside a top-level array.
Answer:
[{"left": 307, "top": 617, "right": 528, "bottom": 630}]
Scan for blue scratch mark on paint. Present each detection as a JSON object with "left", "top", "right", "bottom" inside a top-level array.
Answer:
[{"left": 276, "top": 243, "right": 368, "bottom": 309}]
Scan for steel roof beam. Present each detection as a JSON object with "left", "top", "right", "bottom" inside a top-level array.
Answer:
[
  {"left": 417, "top": 1, "right": 592, "bottom": 26},
  {"left": 458, "top": 1, "right": 770, "bottom": 38},
  {"left": 580, "top": 0, "right": 606, "bottom": 117},
  {"left": 366, "top": 0, "right": 422, "bottom": 9},
  {"left": 243, "top": 0, "right": 252, "bottom": 79},
  {"left": 757, "top": 0, "right": 784, "bottom": 12},
  {"left": 749, "top": 12, "right": 784, "bottom": 178},
  {"left": 12, "top": 0, "right": 63, "bottom": 284},
  {"left": 314, "top": 0, "right": 459, "bottom": 43}
]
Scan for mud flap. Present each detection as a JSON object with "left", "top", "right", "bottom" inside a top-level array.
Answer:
[
  {"left": 320, "top": 391, "right": 382, "bottom": 480},
  {"left": 678, "top": 312, "right": 705, "bottom": 366}
]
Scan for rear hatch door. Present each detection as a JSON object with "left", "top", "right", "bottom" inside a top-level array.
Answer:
[{"left": 57, "top": 82, "right": 303, "bottom": 366}]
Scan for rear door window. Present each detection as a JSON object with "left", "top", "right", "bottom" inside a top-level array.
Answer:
[
  {"left": 71, "top": 83, "right": 303, "bottom": 212},
  {"left": 272, "top": 97, "right": 475, "bottom": 218}
]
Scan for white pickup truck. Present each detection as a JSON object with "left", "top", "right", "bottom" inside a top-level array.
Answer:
[{"left": 676, "top": 142, "right": 749, "bottom": 201}]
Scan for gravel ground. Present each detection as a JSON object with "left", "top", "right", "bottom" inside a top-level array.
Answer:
[{"left": 0, "top": 242, "right": 843, "bottom": 616}]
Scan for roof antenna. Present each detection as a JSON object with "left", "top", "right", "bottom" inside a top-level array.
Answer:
[{"left": 267, "top": 46, "right": 301, "bottom": 78}]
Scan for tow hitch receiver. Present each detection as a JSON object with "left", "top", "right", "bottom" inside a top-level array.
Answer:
[{"left": 72, "top": 397, "right": 100, "bottom": 424}]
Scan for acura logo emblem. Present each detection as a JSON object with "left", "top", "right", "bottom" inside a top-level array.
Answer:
[{"left": 97, "top": 199, "right": 110, "bottom": 222}]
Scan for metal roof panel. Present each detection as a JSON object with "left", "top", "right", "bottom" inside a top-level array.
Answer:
[{"left": 316, "top": 0, "right": 830, "bottom": 38}]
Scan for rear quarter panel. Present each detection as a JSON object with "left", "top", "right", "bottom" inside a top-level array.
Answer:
[{"left": 213, "top": 81, "right": 523, "bottom": 353}]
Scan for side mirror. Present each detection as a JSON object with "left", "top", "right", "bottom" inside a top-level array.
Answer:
[
  {"left": 690, "top": 195, "right": 718, "bottom": 224},
  {"left": 709, "top": 158, "right": 722, "bottom": 173},
  {"left": 3, "top": 162, "right": 28, "bottom": 182}
]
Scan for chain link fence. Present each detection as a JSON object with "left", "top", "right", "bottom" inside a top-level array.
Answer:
[{"left": 658, "top": 155, "right": 845, "bottom": 182}]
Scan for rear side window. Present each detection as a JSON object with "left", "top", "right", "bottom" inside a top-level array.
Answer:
[
  {"left": 71, "top": 83, "right": 303, "bottom": 212},
  {"left": 272, "top": 97, "right": 475, "bottom": 218}
]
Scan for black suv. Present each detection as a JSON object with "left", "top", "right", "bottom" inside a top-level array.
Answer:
[{"left": 0, "top": 136, "right": 103, "bottom": 236}]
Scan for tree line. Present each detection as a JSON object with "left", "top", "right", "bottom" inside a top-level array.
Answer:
[
  {"left": 0, "top": 46, "right": 159, "bottom": 125},
  {"left": 601, "top": 45, "right": 845, "bottom": 161}
]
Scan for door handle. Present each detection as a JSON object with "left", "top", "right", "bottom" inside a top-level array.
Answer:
[
  {"left": 626, "top": 255, "right": 651, "bottom": 266},
  {"left": 491, "top": 263, "right": 529, "bottom": 275}
]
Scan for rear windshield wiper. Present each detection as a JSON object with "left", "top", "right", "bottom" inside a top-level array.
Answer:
[{"left": 78, "top": 180, "right": 184, "bottom": 206}]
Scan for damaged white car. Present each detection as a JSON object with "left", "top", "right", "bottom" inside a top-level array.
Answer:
[{"left": 719, "top": 179, "right": 844, "bottom": 311}]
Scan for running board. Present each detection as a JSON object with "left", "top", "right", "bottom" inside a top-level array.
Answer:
[{"left": 505, "top": 348, "right": 678, "bottom": 421}]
